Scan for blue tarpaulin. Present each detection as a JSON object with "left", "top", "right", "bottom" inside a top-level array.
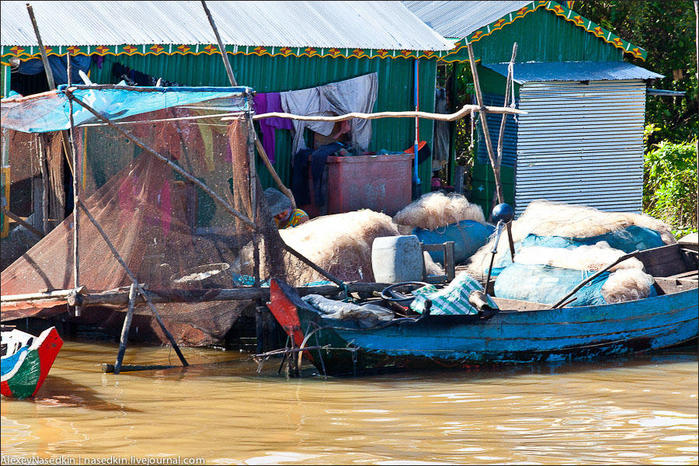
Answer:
[{"left": 1, "top": 86, "right": 252, "bottom": 133}]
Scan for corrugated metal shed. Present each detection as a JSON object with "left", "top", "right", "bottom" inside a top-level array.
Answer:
[
  {"left": 483, "top": 61, "right": 663, "bottom": 83},
  {"left": 515, "top": 80, "right": 646, "bottom": 215},
  {"left": 403, "top": 1, "right": 530, "bottom": 39},
  {"left": 1, "top": 1, "right": 453, "bottom": 51}
]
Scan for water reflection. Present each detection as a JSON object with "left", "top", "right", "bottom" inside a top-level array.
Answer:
[{"left": 1, "top": 340, "right": 696, "bottom": 464}]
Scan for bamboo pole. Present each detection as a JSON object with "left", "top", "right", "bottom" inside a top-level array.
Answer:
[
  {"left": 77, "top": 199, "right": 188, "bottom": 367},
  {"left": 233, "top": 104, "right": 524, "bottom": 123},
  {"left": 66, "top": 52, "right": 81, "bottom": 317},
  {"left": 200, "top": 4, "right": 296, "bottom": 209},
  {"left": 1, "top": 282, "right": 398, "bottom": 307},
  {"left": 200, "top": 0, "right": 238, "bottom": 86},
  {"left": 495, "top": 43, "right": 517, "bottom": 168},
  {"left": 496, "top": 43, "right": 518, "bottom": 260},
  {"left": 113, "top": 282, "right": 137, "bottom": 375},
  {"left": 466, "top": 42, "right": 503, "bottom": 205},
  {"left": 25, "top": 3, "right": 55, "bottom": 90},
  {"left": 64, "top": 91, "right": 256, "bottom": 230},
  {"left": 37, "top": 135, "right": 49, "bottom": 234},
  {"left": 255, "top": 139, "right": 296, "bottom": 209}
]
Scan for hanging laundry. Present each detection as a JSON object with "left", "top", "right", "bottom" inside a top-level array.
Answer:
[
  {"left": 253, "top": 92, "right": 293, "bottom": 163},
  {"left": 319, "top": 73, "right": 378, "bottom": 152},
  {"left": 281, "top": 73, "right": 378, "bottom": 156},
  {"left": 111, "top": 62, "right": 181, "bottom": 87}
]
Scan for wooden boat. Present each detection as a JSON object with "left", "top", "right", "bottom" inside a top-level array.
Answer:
[
  {"left": 266, "top": 244, "right": 698, "bottom": 376},
  {"left": 1, "top": 326, "right": 63, "bottom": 398}
]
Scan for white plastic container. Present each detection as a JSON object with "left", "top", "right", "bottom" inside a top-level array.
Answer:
[{"left": 371, "top": 235, "right": 423, "bottom": 283}]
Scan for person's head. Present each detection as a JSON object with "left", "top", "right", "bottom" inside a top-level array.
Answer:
[
  {"left": 274, "top": 208, "right": 291, "bottom": 223},
  {"left": 263, "top": 188, "right": 293, "bottom": 222}
]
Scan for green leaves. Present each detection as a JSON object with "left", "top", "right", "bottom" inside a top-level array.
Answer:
[{"left": 643, "top": 139, "right": 698, "bottom": 236}]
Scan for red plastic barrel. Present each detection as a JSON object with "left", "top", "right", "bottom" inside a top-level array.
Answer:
[{"left": 326, "top": 154, "right": 414, "bottom": 215}]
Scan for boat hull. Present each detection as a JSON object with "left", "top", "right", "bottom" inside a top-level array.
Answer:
[
  {"left": 1, "top": 327, "right": 63, "bottom": 398},
  {"left": 270, "top": 281, "right": 698, "bottom": 376}
]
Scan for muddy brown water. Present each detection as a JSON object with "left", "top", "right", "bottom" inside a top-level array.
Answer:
[{"left": 1, "top": 340, "right": 697, "bottom": 465}]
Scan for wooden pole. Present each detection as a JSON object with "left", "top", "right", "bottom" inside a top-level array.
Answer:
[
  {"left": 113, "top": 282, "right": 137, "bottom": 375},
  {"left": 551, "top": 251, "right": 640, "bottom": 309},
  {"left": 255, "top": 139, "right": 296, "bottom": 209},
  {"left": 466, "top": 42, "right": 504, "bottom": 205},
  {"left": 1, "top": 281, "right": 409, "bottom": 308},
  {"left": 66, "top": 52, "right": 81, "bottom": 317},
  {"left": 25, "top": 3, "right": 55, "bottom": 90},
  {"left": 200, "top": 0, "right": 238, "bottom": 86},
  {"left": 496, "top": 43, "right": 518, "bottom": 260},
  {"left": 64, "top": 91, "right": 256, "bottom": 230},
  {"left": 37, "top": 135, "right": 49, "bottom": 234},
  {"left": 238, "top": 104, "right": 524, "bottom": 123},
  {"left": 496, "top": 43, "right": 517, "bottom": 168},
  {"left": 283, "top": 243, "right": 345, "bottom": 288},
  {"left": 77, "top": 199, "right": 189, "bottom": 367}
]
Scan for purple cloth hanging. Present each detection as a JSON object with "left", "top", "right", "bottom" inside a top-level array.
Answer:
[{"left": 254, "top": 92, "right": 293, "bottom": 163}]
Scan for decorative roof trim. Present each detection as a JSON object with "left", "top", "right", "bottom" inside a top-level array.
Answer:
[
  {"left": 0, "top": 43, "right": 448, "bottom": 63},
  {"left": 440, "top": 0, "right": 646, "bottom": 63}
]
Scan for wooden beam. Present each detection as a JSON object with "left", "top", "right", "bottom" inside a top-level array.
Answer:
[{"left": 1, "top": 207, "right": 44, "bottom": 239}]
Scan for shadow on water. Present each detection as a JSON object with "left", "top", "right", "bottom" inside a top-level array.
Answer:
[
  {"left": 25, "top": 376, "right": 143, "bottom": 413},
  {"left": 111, "top": 340, "right": 698, "bottom": 386}
]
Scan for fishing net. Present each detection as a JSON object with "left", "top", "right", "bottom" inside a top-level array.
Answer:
[{"left": 1, "top": 87, "right": 291, "bottom": 345}]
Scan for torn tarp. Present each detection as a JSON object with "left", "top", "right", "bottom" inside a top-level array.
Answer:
[{"left": 1, "top": 86, "right": 252, "bottom": 133}]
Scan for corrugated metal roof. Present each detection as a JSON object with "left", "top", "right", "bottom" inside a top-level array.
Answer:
[
  {"left": 403, "top": 1, "right": 531, "bottom": 38},
  {"left": 1, "top": 1, "right": 453, "bottom": 51},
  {"left": 483, "top": 61, "right": 663, "bottom": 83}
]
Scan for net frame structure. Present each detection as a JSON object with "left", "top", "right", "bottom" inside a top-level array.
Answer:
[{"left": 0, "top": 83, "right": 360, "bottom": 371}]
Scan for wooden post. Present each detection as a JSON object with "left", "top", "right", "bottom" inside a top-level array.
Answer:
[
  {"left": 444, "top": 241, "right": 456, "bottom": 282},
  {"left": 25, "top": 3, "right": 55, "bottom": 90},
  {"left": 114, "top": 282, "right": 137, "bottom": 375},
  {"left": 466, "top": 42, "right": 503, "bottom": 205},
  {"left": 200, "top": 0, "right": 238, "bottom": 86},
  {"left": 37, "top": 135, "right": 49, "bottom": 234},
  {"left": 77, "top": 199, "right": 188, "bottom": 367},
  {"left": 65, "top": 91, "right": 256, "bottom": 230}
]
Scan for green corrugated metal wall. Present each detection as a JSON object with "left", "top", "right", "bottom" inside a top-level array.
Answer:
[
  {"left": 90, "top": 53, "right": 436, "bottom": 193},
  {"left": 447, "top": 8, "right": 624, "bottom": 63}
]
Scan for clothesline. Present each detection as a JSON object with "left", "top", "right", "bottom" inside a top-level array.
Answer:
[
  {"left": 222, "top": 103, "right": 525, "bottom": 123},
  {"left": 78, "top": 111, "right": 245, "bottom": 127}
]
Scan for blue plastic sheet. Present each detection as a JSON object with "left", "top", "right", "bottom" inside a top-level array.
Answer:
[
  {"left": 485, "top": 225, "right": 667, "bottom": 277},
  {"left": 1, "top": 86, "right": 251, "bottom": 133},
  {"left": 414, "top": 220, "right": 494, "bottom": 264},
  {"left": 494, "top": 262, "right": 658, "bottom": 306}
]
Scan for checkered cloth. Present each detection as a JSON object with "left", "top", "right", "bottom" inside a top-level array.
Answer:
[{"left": 410, "top": 273, "right": 497, "bottom": 315}]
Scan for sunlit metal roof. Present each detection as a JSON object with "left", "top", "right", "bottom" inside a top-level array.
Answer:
[
  {"left": 483, "top": 61, "right": 663, "bottom": 83},
  {"left": 403, "top": 1, "right": 531, "bottom": 39},
  {"left": 1, "top": 1, "right": 454, "bottom": 51}
]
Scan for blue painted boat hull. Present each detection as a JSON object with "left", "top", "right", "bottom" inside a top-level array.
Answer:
[{"left": 280, "top": 285, "right": 698, "bottom": 375}]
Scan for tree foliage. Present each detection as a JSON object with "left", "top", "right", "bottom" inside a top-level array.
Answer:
[{"left": 575, "top": 0, "right": 698, "bottom": 144}]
